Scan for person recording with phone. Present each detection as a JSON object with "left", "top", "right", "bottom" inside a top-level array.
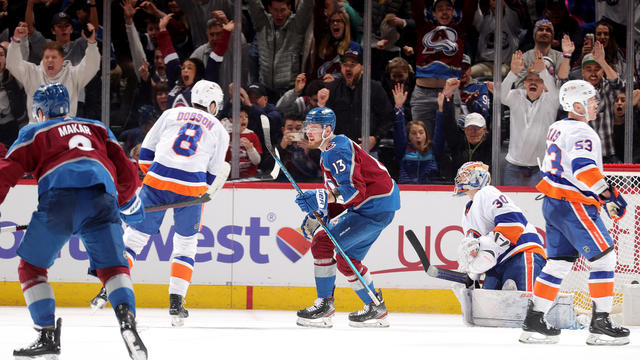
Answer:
[{"left": 276, "top": 113, "right": 321, "bottom": 182}]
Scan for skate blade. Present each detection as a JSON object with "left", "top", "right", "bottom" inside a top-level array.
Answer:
[
  {"left": 519, "top": 331, "right": 559, "bottom": 344},
  {"left": 14, "top": 355, "right": 58, "bottom": 360},
  {"left": 122, "top": 329, "right": 148, "bottom": 360},
  {"left": 586, "top": 333, "right": 630, "bottom": 346},
  {"left": 171, "top": 315, "right": 186, "bottom": 327},
  {"left": 348, "top": 314, "right": 390, "bottom": 328},
  {"left": 296, "top": 314, "right": 334, "bottom": 328},
  {"left": 90, "top": 297, "right": 107, "bottom": 312}
]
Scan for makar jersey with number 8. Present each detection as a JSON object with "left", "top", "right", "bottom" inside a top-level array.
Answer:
[
  {"left": 537, "top": 119, "right": 605, "bottom": 208},
  {"left": 138, "top": 107, "right": 229, "bottom": 197}
]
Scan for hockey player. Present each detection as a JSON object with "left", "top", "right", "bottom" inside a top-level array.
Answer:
[
  {"left": 454, "top": 161, "right": 546, "bottom": 291},
  {"left": 91, "top": 80, "right": 230, "bottom": 326},
  {"left": 520, "top": 80, "right": 629, "bottom": 345},
  {"left": 0, "top": 84, "right": 147, "bottom": 359},
  {"left": 295, "top": 107, "right": 401, "bottom": 328}
]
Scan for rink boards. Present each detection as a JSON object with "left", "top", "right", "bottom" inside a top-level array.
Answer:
[{"left": 0, "top": 182, "right": 550, "bottom": 313}]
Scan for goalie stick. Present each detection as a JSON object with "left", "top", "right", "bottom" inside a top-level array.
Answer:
[
  {"left": 260, "top": 114, "right": 381, "bottom": 306},
  {"left": 404, "top": 229, "right": 474, "bottom": 287},
  {"left": 1, "top": 193, "right": 213, "bottom": 233}
]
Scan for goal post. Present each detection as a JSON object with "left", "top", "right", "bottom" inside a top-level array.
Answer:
[{"left": 559, "top": 164, "right": 640, "bottom": 320}]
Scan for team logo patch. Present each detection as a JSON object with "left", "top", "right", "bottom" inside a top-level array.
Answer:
[{"left": 276, "top": 227, "right": 312, "bottom": 263}]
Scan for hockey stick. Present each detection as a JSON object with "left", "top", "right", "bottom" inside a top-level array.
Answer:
[
  {"left": 404, "top": 229, "right": 474, "bottom": 287},
  {"left": 0, "top": 193, "right": 213, "bottom": 233},
  {"left": 260, "top": 115, "right": 381, "bottom": 305},
  {"left": 257, "top": 115, "right": 281, "bottom": 180}
]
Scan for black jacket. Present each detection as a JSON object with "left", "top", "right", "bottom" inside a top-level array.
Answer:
[
  {"left": 325, "top": 77, "right": 394, "bottom": 146},
  {"left": 441, "top": 96, "right": 492, "bottom": 181}
]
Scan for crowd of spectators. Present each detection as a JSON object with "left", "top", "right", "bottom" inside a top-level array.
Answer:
[{"left": 0, "top": 0, "right": 639, "bottom": 186}]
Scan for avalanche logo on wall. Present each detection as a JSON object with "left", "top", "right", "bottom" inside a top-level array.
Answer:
[{"left": 276, "top": 227, "right": 311, "bottom": 263}]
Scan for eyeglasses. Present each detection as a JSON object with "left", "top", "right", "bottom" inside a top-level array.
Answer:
[{"left": 329, "top": 19, "right": 344, "bottom": 24}]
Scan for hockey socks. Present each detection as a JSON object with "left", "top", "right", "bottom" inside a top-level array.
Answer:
[
  {"left": 314, "top": 258, "right": 337, "bottom": 298},
  {"left": 18, "top": 259, "right": 56, "bottom": 327},
  {"left": 98, "top": 266, "right": 136, "bottom": 316},
  {"left": 169, "top": 256, "right": 194, "bottom": 297}
]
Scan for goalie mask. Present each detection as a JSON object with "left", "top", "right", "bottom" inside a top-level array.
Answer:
[{"left": 454, "top": 161, "right": 491, "bottom": 196}]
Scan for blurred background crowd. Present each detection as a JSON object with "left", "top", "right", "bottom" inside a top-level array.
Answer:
[{"left": 0, "top": 0, "right": 639, "bottom": 185}]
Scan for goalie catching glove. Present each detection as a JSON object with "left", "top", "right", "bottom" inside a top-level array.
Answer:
[
  {"left": 600, "top": 185, "right": 627, "bottom": 221},
  {"left": 295, "top": 189, "right": 328, "bottom": 214},
  {"left": 119, "top": 193, "right": 145, "bottom": 225}
]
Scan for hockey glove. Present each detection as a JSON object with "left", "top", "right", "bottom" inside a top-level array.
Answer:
[
  {"left": 600, "top": 186, "right": 627, "bottom": 221},
  {"left": 119, "top": 194, "right": 145, "bottom": 225},
  {"left": 300, "top": 214, "right": 322, "bottom": 240},
  {"left": 295, "top": 189, "right": 328, "bottom": 214},
  {"left": 457, "top": 236, "right": 480, "bottom": 273}
]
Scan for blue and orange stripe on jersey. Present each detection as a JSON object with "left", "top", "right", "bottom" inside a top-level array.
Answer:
[
  {"left": 138, "top": 148, "right": 155, "bottom": 174},
  {"left": 143, "top": 162, "right": 214, "bottom": 197},
  {"left": 572, "top": 158, "right": 605, "bottom": 189},
  {"left": 494, "top": 212, "right": 527, "bottom": 245},
  {"left": 537, "top": 172, "right": 602, "bottom": 208}
]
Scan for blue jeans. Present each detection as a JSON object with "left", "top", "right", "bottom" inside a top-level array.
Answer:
[{"left": 503, "top": 161, "right": 541, "bottom": 187}]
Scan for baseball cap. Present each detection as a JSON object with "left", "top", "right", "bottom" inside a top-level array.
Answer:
[
  {"left": 247, "top": 83, "right": 267, "bottom": 97},
  {"left": 464, "top": 113, "right": 486, "bottom": 128},
  {"left": 433, "top": 0, "right": 454, "bottom": 10},
  {"left": 582, "top": 53, "right": 599, "bottom": 67},
  {"left": 51, "top": 12, "right": 71, "bottom": 27},
  {"left": 341, "top": 42, "right": 363, "bottom": 64},
  {"left": 462, "top": 54, "right": 471, "bottom": 66}
]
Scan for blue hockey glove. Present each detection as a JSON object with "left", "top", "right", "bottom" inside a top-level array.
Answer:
[
  {"left": 119, "top": 194, "right": 145, "bottom": 225},
  {"left": 601, "top": 186, "right": 627, "bottom": 221},
  {"left": 295, "top": 189, "right": 328, "bottom": 214}
]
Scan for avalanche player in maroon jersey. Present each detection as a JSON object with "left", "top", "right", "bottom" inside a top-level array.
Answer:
[
  {"left": 0, "top": 84, "right": 147, "bottom": 360},
  {"left": 295, "top": 107, "right": 401, "bottom": 328}
]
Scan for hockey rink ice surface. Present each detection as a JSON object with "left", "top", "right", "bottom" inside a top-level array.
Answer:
[{"left": 0, "top": 307, "right": 638, "bottom": 360}]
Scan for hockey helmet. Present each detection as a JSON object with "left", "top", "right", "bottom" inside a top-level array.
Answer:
[
  {"left": 559, "top": 80, "right": 599, "bottom": 119},
  {"left": 32, "top": 83, "right": 69, "bottom": 122},
  {"left": 191, "top": 80, "right": 224, "bottom": 116},
  {"left": 303, "top": 107, "right": 336, "bottom": 132},
  {"left": 454, "top": 161, "right": 491, "bottom": 196}
]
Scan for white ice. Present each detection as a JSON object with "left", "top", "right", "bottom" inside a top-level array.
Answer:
[{"left": 0, "top": 307, "right": 638, "bottom": 360}]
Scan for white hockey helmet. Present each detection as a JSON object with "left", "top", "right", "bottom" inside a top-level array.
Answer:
[
  {"left": 454, "top": 161, "right": 491, "bottom": 196},
  {"left": 192, "top": 80, "right": 224, "bottom": 116},
  {"left": 559, "top": 80, "right": 598, "bottom": 119}
]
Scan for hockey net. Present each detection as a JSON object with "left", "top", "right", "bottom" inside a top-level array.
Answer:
[{"left": 559, "top": 164, "right": 640, "bottom": 315}]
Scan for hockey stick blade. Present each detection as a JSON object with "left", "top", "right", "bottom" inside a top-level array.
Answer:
[
  {"left": 404, "top": 229, "right": 473, "bottom": 287},
  {"left": 1, "top": 193, "right": 212, "bottom": 233},
  {"left": 260, "top": 114, "right": 281, "bottom": 180}
]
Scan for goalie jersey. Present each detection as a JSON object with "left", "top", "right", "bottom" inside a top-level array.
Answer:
[
  {"left": 321, "top": 135, "right": 400, "bottom": 216},
  {"left": 536, "top": 119, "right": 606, "bottom": 208},
  {"left": 461, "top": 185, "right": 545, "bottom": 264},
  {"left": 138, "top": 106, "right": 229, "bottom": 197}
]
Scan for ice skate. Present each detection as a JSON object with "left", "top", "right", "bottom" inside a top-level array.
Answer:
[
  {"left": 519, "top": 300, "right": 560, "bottom": 344},
  {"left": 348, "top": 290, "right": 389, "bottom": 328},
  {"left": 90, "top": 286, "right": 108, "bottom": 311},
  {"left": 115, "top": 304, "right": 147, "bottom": 360},
  {"left": 169, "top": 294, "right": 189, "bottom": 327},
  {"left": 586, "top": 302, "right": 629, "bottom": 345},
  {"left": 296, "top": 297, "right": 335, "bottom": 328},
  {"left": 13, "top": 318, "right": 61, "bottom": 360}
]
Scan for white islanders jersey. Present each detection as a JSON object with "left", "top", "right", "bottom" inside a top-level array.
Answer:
[
  {"left": 138, "top": 107, "right": 230, "bottom": 197},
  {"left": 461, "top": 186, "right": 545, "bottom": 263},
  {"left": 536, "top": 119, "right": 607, "bottom": 207}
]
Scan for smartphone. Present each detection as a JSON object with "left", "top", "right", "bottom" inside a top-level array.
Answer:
[
  {"left": 289, "top": 132, "right": 304, "bottom": 142},
  {"left": 82, "top": 24, "right": 94, "bottom": 38}
]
